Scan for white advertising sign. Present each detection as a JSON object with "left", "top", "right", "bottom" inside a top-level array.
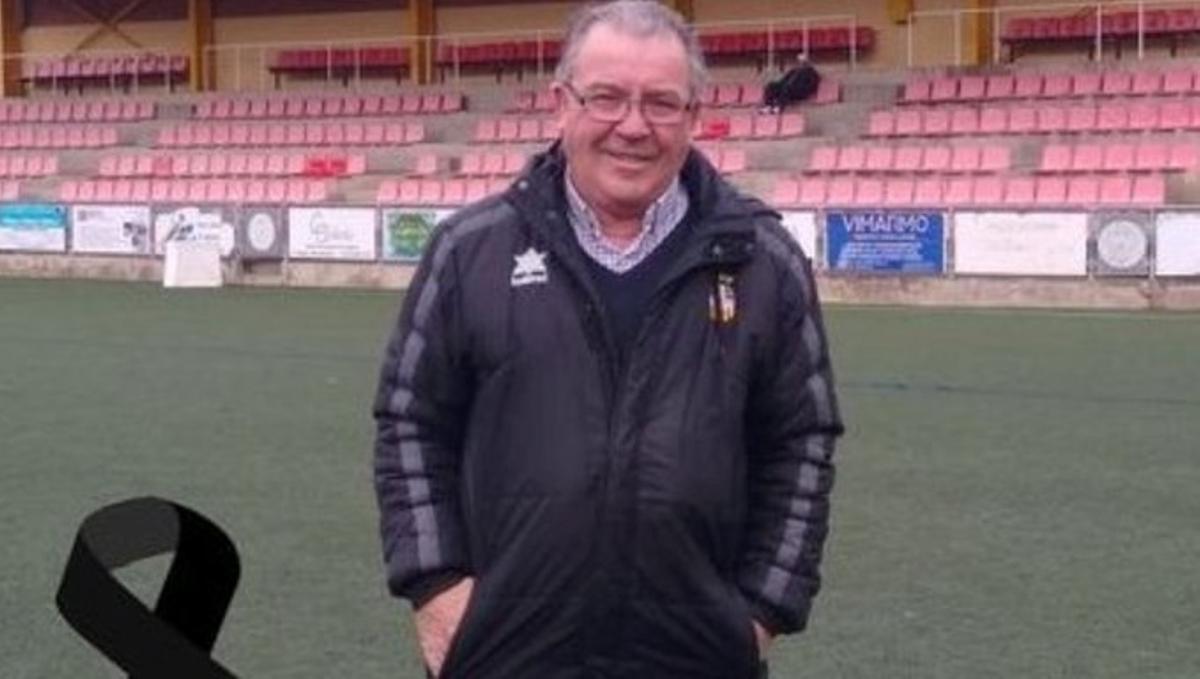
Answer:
[
  {"left": 71, "top": 205, "right": 153, "bottom": 255},
  {"left": 779, "top": 211, "right": 818, "bottom": 263},
  {"left": 954, "top": 212, "right": 1088, "bottom": 276},
  {"left": 153, "top": 206, "right": 236, "bottom": 257},
  {"left": 1155, "top": 212, "right": 1200, "bottom": 276},
  {"left": 287, "top": 207, "right": 377, "bottom": 261}
]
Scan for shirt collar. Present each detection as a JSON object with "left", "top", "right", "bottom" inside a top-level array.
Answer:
[{"left": 563, "top": 171, "right": 687, "bottom": 255}]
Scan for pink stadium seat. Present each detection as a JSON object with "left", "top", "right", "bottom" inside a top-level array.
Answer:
[
  {"left": 727, "top": 114, "right": 752, "bottom": 139},
  {"left": 497, "top": 119, "right": 519, "bottom": 142},
  {"left": 1003, "top": 176, "right": 1035, "bottom": 206},
  {"left": 721, "top": 148, "right": 747, "bottom": 174},
  {"left": 440, "top": 179, "right": 465, "bottom": 205},
  {"left": 1162, "top": 69, "right": 1194, "bottom": 94},
  {"left": 1131, "top": 71, "right": 1162, "bottom": 96},
  {"left": 894, "top": 146, "right": 923, "bottom": 172},
  {"left": 481, "top": 152, "right": 505, "bottom": 176},
  {"left": 1098, "top": 176, "right": 1132, "bottom": 206},
  {"left": 1065, "top": 105, "right": 1096, "bottom": 133},
  {"left": 739, "top": 82, "right": 763, "bottom": 107},
  {"left": 1071, "top": 144, "right": 1103, "bottom": 172},
  {"left": 1042, "top": 72, "right": 1072, "bottom": 98},
  {"left": 895, "top": 110, "right": 922, "bottom": 136},
  {"left": 58, "top": 180, "right": 79, "bottom": 202},
  {"left": 950, "top": 108, "right": 978, "bottom": 135},
  {"left": 1096, "top": 103, "right": 1129, "bottom": 132},
  {"left": 167, "top": 179, "right": 188, "bottom": 202},
  {"left": 1168, "top": 144, "right": 1198, "bottom": 171},
  {"left": 985, "top": 75, "right": 1015, "bottom": 100},
  {"left": 1014, "top": 73, "right": 1043, "bottom": 98},
  {"left": 980, "top": 146, "right": 1010, "bottom": 172},
  {"left": 1128, "top": 102, "right": 1158, "bottom": 131},
  {"left": 1066, "top": 176, "right": 1099, "bottom": 205},
  {"left": 1036, "top": 106, "right": 1067, "bottom": 134},
  {"left": 921, "top": 146, "right": 951, "bottom": 173},
  {"left": 1158, "top": 101, "right": 1191, "bottom": 130},
  {"left": 779, "top": 113, "right": 804, "bottom": 137},
  {"left": 1103, "top": 143, "right": 1136, "bottom": 172},
  {"left": 518, "top": 118, "right": 541, "bottom": 141},
  {"left": 853, "top": 178, "right": 884, "bottom": 206},
  {"left": 865, "top": 146, "right": 894, "bottom": 173},
  {"left": 715, "top": 83, "right": 741, "bottom": 107},
  {"left": 950, "top": 146, "right": 981, "bottom": 173},
  {"left": 973, "top": 177, "right": 1003, "bottom": 205},
  {"left": 808, "top": 146, "right": 838, "bottom": 173},
  {"left": 943, "top": 177, "right": 973, "bottom": 206},
  {"left": 98, "top": 155, "right": 119, "bottom": 177},
  {"left": 913, "top": 177, "right": 942, "bottom": 205},
  {"left": 363, "top": 123, "right": 385, "bottom": 145},
  {"left": 1135, "top": 143, "right": 1168, "bottom": 171},
  {"left": 752, "top": 114, "right": 780, "bottom": 138},
  {"left": 130, "top": 180, "right": 150, "bottom": 202},
  {"left": 1041, "top": 144, "right": 1072, "bottom": 173},
  {"left": 959, "top": 76, "right": 986, "bottom": 101},
  {"left": 1131, "top": 175, "right": 1165, "bottom": 205},
  {"left": 930, "top": 77, "right": 958, "bottom": 102},
  {"left": 903, "top": 78, "right": 932, "bottom": 104},
  {"left": 868, "top": 111, "right": 895, "bottom": 136},
  {"left": 1008, "top": 106, "right": 1036, "bottom": 134},
  {"left": 772, "top": 178, "right": 799, "bottom": 207},
  {"left": 1101, "top": 71, "right": 1133, "bottom": 96},
  {"left": 923, "top": 109, "right": 950, "bottom": 136},
  {"left": 797, "top": 178, "right": 828, "bottom": 207},
  {"left": 827, "top": 178, "right": 855, "bottom": 205},
  {"left": 836, "top": 146, "right": 867, "bottom": 172},
  {"left": 979, "top": 106, "right": 1007, "bottom": 134},
  {"left": 883, "top": 179, "right": 914, "bottom": 207},
  {"left": 1034, "top": 176, "right": 1067, "bottom": 206}
]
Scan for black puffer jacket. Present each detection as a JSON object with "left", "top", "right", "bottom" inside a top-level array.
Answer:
[{"left": 374, "top": 146, "right": 843, "bottom": 678}]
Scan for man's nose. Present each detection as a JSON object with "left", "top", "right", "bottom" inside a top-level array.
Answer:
[{"left": 613, "top": 103, "right": 652, "bottom": 138}]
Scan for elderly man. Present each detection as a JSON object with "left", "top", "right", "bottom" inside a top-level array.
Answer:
[{"left": 372, "top": 2, "right": 843, "bottom": 677}]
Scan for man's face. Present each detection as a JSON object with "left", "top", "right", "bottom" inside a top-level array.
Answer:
[{"left": 553, "top": 24, "right": 697, "bottom": 221}]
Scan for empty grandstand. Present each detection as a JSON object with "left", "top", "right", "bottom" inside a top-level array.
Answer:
[{"left": 0, "top": 0, "right": 1197, "bottom": 306}]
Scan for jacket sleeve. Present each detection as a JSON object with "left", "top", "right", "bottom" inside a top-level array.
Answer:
[
  {"left": 738, "top": 245, "right": 844, "bottom": 636},
  {"left": 373, "top": 227, "right": 473, "bottom": 605}
]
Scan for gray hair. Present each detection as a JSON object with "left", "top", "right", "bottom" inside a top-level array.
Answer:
[{"left": 554, "top": 0, "right": 709, "bottom": 100}]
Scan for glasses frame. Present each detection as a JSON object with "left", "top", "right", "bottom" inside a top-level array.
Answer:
[{"left": 558, "top": 81, "right": 697, "bottom": 126}]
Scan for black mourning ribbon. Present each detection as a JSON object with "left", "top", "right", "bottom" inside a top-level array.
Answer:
[{"left": 56, "top": 497, "right": 241, "bottom": 678}]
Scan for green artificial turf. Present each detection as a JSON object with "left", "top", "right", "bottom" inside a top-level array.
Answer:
[{"left": 2, "top": 278, "right": 1197, "bottom": 678}]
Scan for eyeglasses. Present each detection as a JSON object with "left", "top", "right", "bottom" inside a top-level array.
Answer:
[{"left": 560, "top": 81, "right": 695, "bottom": 126}]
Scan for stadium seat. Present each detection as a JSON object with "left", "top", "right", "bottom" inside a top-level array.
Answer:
[
  {"left": 1003, "top": 176, "right": 1035, "bottom": 206},
  {"left": 950, "top": 146, "right": 981, "bottom": 173},
  {"left": 772, "top": 178, "right": 800, "bottom": 207},
  {"left": 913, "top": 177, "right": 943, "bottom": 205},
  {"left": 1070, "top": 144, "right": 1103, "bottom": 173},
  {"left": 1131, "top": 174, "right": 1165, "bottom": 205},
  {"left": 883, "top": 179, "right": 915, "bottom": 206},
  {"left": 836, "top": 146, "right": 866, "bottom": 173},
  {"left": 921, "top": 146, "right": 951, "bottom": 173},
  {"left": 894, "top": 146, "right": 923, "bottom": 172},
  {"left": 1066, "top": 176, "right": 1099, "bottom": 205},
  {"left": 985, "top": 74, "right": 1015, "bottom": 100},
  {"left": 865, "top": 146, "right": 893, "bottom": 173},
  {"left": 868, "top": 111, "right": 895, "bottom": 136},
  {"left": 973, "top": 176, "right": 1003, "bottom": 205},
  {"left": 1102, "top": 143, "right": 1136, "bottom": 172},
  {"left": 1034, "top": 176, "right": 1067, "bottom": 206}
]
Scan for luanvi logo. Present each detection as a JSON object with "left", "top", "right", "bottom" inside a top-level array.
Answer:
[{"left": 56, "top": 497, "right": 242, "bottom": 678}]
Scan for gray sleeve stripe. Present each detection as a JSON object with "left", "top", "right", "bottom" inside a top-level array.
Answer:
[
  {"left": 755, "top": 226, "right": 841, "bottom": 607},
  {"left": 387, "top": 206, "right": 505, "bottom": 573}
]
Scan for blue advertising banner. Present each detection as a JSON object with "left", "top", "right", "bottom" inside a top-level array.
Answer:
[
  {"left": 825, "top": 211, "right": 945, "bottom": 274},
  {"left": 0, "top": 203, "right": 68, "bottom": 252}
]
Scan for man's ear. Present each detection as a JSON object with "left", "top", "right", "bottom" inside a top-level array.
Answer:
[{"left": 549, "top": 82, "right": 572, "bottom": 130}]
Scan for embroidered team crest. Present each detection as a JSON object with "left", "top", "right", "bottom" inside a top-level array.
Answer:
[
  {"left": 708, "top": 272, "right": 737, "bottom": 324},
  {"left": 511, "top": 247, "right": 549, "bottom": 287}
]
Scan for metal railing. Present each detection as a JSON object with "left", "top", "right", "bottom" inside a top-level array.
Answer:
[{"left": 908, "top": 0, "right": 1200, "bottom": 68}]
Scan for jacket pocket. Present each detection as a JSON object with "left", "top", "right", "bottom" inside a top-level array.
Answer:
[{"left": 726, "top": 586, "right": 762, "bottom": 678}]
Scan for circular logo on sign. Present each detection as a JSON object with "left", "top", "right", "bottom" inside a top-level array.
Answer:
[
  {"left": 1097, "top": 219, "right": 1148, "bottom": 270},
  {"left": 247, "top": 213, "right": 277, "bottom": 253}
]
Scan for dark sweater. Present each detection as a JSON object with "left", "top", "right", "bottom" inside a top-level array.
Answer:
[{"left": 581, "top": 213, "right": 694, "bottom": 368}]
